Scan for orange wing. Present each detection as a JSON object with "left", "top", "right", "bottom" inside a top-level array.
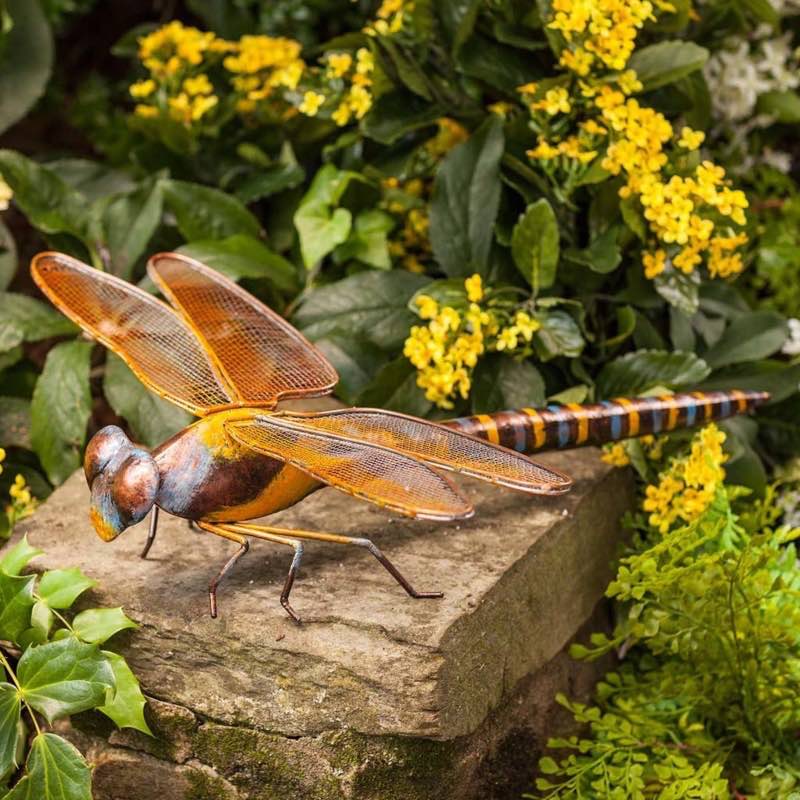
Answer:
[
  {"left": 147, "top": 253, "right": 338, "bottom": 409},
  {"left": 225, "top": 414, "right": 473, "bottom": 521},
  {"left": 277, "top": 408, "right": 573, "bottom": 494},
  {"left": 31, "top": 252, "right": 234, "bottom": 415}
]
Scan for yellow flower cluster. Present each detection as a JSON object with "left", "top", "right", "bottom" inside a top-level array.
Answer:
[
  {"left": 525, "top": 3, "right": 749, "bottom": 282},
  {"left": 602, "top": 433, "right": 665, "bottom": 466},
  {"left": 403, "top": 276, "right": 495, "bottom": 408},
  {"left": 302, "top": 48, "right": 375, "bottom": 126},
  {"left": 225, "top": 35, "right": 305, "bottom": 114},
  {"left": 365, "top": 0, "right": 412, "bottom": 36},
  {"left": 549, "top": 0, "right": 657, "bottom": 73},
  {"left": 643, "top": 424, "right": 727, "bottom": 533},
  {"left": 403, "top": 275, "right": 543, "bottom": 408},
  {"left": 0, "top": 448, "right": 37, "bottom": 532}
]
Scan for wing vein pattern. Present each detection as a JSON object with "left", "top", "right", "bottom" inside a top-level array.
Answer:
[
  {"left": 225, "top": 414, "right": 474, "bottom": 521},
  {"left": 278, "top": 408, "right": 573, "bottom": 494},
  {"left": 31, "top": 252, "right": 233, "bottom": 415},
  {"left": 147, "top": 253, "right": 338, "bottom": 409}
]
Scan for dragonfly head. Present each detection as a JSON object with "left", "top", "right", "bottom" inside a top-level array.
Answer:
[{"left": 84, "top": 426, "right": 159, "bottom": 542}]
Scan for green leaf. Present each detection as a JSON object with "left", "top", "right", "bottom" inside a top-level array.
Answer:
[
  {"left": 0, "top": 218, "right": 16, "bottom": 291},
  {"left": 438, "top": 0, "right": 482, "bottom": 54},
  {"left": 458, "top": 34, "right": 543, "bottom": 93},
  {"left": 357, "top": 357, "right": 432, "bottom": 417},
  {"left": 362, "top": 91, "right": 443, "bottom": 144},
  {"left": 703, "top": 311, "right": 788, "bottom": 368},
  {"left": 98, "top": 651, "right": 151, "bottom": 735},
  {"left": 101, "top": 179, "right": 163, "bottom": 280},
  {"left": 294, "top": 165, "right": 360, "bottom": 268},
  {"left": 0, "top": 321, "right": 22, "bottom": 353},
  {"left": 177, "top": 234, "right": 298, "bottom": 293},
  {"left": 4, "top": 732, "right": 91, "bottom": 800},
  {"left": 163, "top": 179, "right": 261, "bottom": 241},
  {"left": 0, "top": 536, "right": 42, "bottom": 576},
  {"left": 565, "top": 226, "right": 621, "bottom": 275},
  {"left": 294, "top": 270, "right": 428, "bottom": 350},
  {"left": 628, "top": 41, "right": 709, "bottom": 91},
  {"left": 314, "top": 334, "right": 387, "bottom": 406},
  {"left": 334, "top": 209, "right": 394, "bottom": 269},
  {"left": 16, "top": 638, "right": 115, "bottom": 722},
  {"left": 471, "top": 356, "right": 546, "bottom": 413},
  {"left": 0, "top": 683, "right": 20, "bottom": 781},
  {"left": 756, "top": 90, "right": 800, "bottom": 123},
  {"left": 0, "top": 0, "right": 53, "bottom": 135},
  {"left": 72, "top": 607, "right": 137, "bottom": 644},
  {"left": 0, "top": 152, "right": 88, "bottom": 240},
  {"left": 429, "top": 116, "right": 504, "bottom": 277},
  {"left": 596, "top": 349, "right": 711, "bottom": 397},
  {"left": 0, "top": 572, "right": 35, "bottom": 642},
  {"left": 534, "top": 310, "right": 585, "bottom": 360},
  {"left": 31, "top": 601, "right": 53, "bottom": 640},
  {"left": 0, "top": 293, "right": 77, "bottom": 341},
  {"left": 654, "top": 269, "right": 700, "bottom": 315},
  {"left": 511, "top": 199, "right": 560, "bottom": 292},
  {"left": 30, "top": 341, "right": 93, "bottom": 485},
  {"left": 37, "top": 568, "right": 96, "bottom": 610},
  {"left": 696, "top": 360, "right": 800, "bottom": 404},
  {"left": 0, "top": 396, "right": 31, "bottom": 449},
  {"left": 233, "top": 163, "right": 305, "bottom": 204},
  {"left": 103, "top": 354, "right": 193, "bottom": 448}
]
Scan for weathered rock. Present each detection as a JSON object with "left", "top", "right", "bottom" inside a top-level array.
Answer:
[{"left": 17, "top": 447, "right": 633, "bottom": 799}]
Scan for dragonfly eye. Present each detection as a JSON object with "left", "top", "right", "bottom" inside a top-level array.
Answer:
[{"left": 84, "top": 426, "right": 130, "bottom": 485}]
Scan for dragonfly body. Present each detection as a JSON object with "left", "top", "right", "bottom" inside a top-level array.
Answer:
[{"left": 30, "top": 250, "right": 770, "bottom": 621}]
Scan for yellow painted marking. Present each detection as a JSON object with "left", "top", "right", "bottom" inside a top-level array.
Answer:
[
  {"left": 475, "top": 414, "right": 500, "bottom": 445},
  {"left": 660, "top": 395, "right": 679, "bottom": 430},
  {"left": 730, "top": 389, "right": 747, "bottom": 412},
  {"left": 614, "top": 397, "right": 640, "bottom": 437},
  {"left": 566, "top": 403, "right": 589, "bottom": 444},
  {"left": 691, "top": 391, "right": 713, "bottom": 420},
  {"left": 522, "top": 407, "right": 546, "bottom": 449}
]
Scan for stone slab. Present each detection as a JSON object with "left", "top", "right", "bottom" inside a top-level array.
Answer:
[{"left": 19, "top": 447, "right": 629, "bottom": 738}]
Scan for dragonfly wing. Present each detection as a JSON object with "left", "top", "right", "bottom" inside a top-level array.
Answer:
[
  {"left": 147, "top": 253, "right": 338, "bottom": 409},
  {"left": 31, "top": 252, "right": 233, "bottom": 416},
  {"left": 225, "top": 414, "right": 473, "bottom": 521},
  {"left": 278, "top": 408, "right": 573, "bottom": 494}
]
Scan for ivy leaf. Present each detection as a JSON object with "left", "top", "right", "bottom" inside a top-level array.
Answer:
[
  {"left": 101, "top": 179, "right": 164, "bottom": 280},
  {"left": 294, "top": 270, "right": 428, "bottom": 350},
  {"left": 30, "top": 601, "right": 53, "bottom": 640},
  {"left": 703, "top": 311, "right": 788, "bottom": 369},
  {"left": 177, "top": 234, "right": 298, "bottom": 293},
  {"left": 0, "top": 293, "right": 77, "bottom": 341},
  {"left": 0, "top": 572, "right": 35, "bottom": 642},
  {"left": 0, "top": 536, "right": 42, "bottom": 577},
  {"left": 0, "top": 152, "right": 88, "bottom": 240},
  {"left": 30, "top": 340, "right": 93, "bottom": 486},
  {"left": 596, "top": 350, "right": 711, "bottom": 397},
  {"left": 163, "top": 179, "right": 261, "bottom": 241},
  {"left": 103, "top": 354, "right": 193, "bottom": 448},
  {"left": 98, "top": 652, "right": 152, "bottom": 735},
  {"left": 511, "top": 199, "right": 560, "bottom": 292},
  {"left": 72, "top": 607, "right": 137, "bottom": 644},
  {"left": 334, "top": 209, "right": 394, "bottom": 269},
  {"left": 628, "top": 41, "right": 709, "bottom": 91},
  {"left": 37, "top": 569, "right": 96, "bottom": 610},
  {"left": 0, "top": 0, "right": 53, "bottom": 135},
  {"left": 429, "top": 115, "right": 504, "bottom": 277},
  {"left": 0, "top": 683, "right": 21, "bottom": 781},
  {"left": 471, "top": 356, "right": 546, "bottom": 414},
  {"left": 16, "top": 639, "right": 115, "bottom": 722},
  {"left": 4, "top": 732, "right": 91, "bottom": 800}
]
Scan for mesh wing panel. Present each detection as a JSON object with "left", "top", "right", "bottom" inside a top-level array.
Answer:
[
  {"left": 280, "top": 408, "right": 573, "bottom": 494},
  {"left": 31, "top": 252, "right": 232, "bottom": 415},
  {"left": 148, "top": 253, "right": 338, "bottom": 408},
  {"left": 226, "top": 415, "right": 473, "bottom": 520}
]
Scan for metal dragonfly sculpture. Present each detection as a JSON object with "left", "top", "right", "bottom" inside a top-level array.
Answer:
[{"left": 31, "top": 252, "right": 768, "bottom": 622}]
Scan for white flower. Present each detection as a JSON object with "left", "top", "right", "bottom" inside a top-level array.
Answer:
[
  {"left": 782, "top": 318, "right": 800, "bottom": 356},
  {"left": 0, "top": 179, "right": 11, "bottom": 211},
  {"left": 762, "top": 148, "right": 793, "bottom": 173}
]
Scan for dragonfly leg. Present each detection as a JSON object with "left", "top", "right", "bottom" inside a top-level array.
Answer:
[
  {"left": 226, "top": 522, "right": 443, "bottom": 601},
  {"left": 196, "top": 521, "right": 250, "bottom": 618},
  {"left": 140, "top": 506, "right": 160, "bottom": 559}
]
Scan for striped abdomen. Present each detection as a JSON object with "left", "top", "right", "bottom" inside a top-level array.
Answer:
[{"left": 443, "top": 390, "right": 769, "bottom": 453}]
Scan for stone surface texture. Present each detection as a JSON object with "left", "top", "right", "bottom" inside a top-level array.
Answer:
[{"left": 17, "top": 446, "right": 633, "bottom": 800}]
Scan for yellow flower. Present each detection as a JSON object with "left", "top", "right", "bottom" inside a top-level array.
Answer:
[
  {"left": 326, "top": 52, "right": 353, "bottom": 78},
  {"left": 559, "top": 47, "right": 594, "bottom": 76},
  {"left": 183, "top": 74, "right": 213, "bottom": 96},
  {"left": 602, "top": 443, "right": 630, "bottom": 467},
  {"left": 134, "top": 104, "right": 159, "bottom": 119},
  {"left": 678, "top": 126, "right": 705, "bottom": 150},
  {"left": 464, "top": 274, "right": 483, "bottom": 303},
  {"left": 517, "top": 81, "right": 539, "bottom": 95},
  {"left": 0, "top": 180, "right": 12, "bottom": 211},
  {"left": 527, "top": 138, "right": 561, "bottom": 160},
  {"left": 332, "top": 101, "right": 352, "bottom": 126},
  {"left": 643, "top": 249, "right": 667, "bottom": 279},
  {"left": 299, "top": 91, "right": 325, "bottom": 116},
  {"left": 130, "top": 79, "right": 156, "bottom": 99},
  {"left": 415, "top": 294, "right": 439, "bottom": 320},
  {"left": 532, "top": 87, "right": 571, "bottom": 115}
]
